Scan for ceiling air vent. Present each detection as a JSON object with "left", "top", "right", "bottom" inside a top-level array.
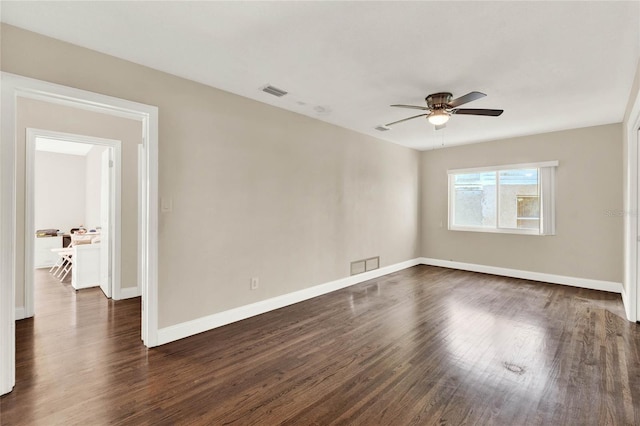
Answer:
[
  {"left": 375, "top": 125, "right": 391, "bottom": 132},
  {"left": 261, "top": 85, "right": 288, "bottom": 97}
]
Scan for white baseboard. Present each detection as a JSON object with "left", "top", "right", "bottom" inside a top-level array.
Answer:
[
  {"left": 156, "top": 256, "right": 624, "bottom": 346},
  {"left": 15, "top": 307, "right": 26, "bottom": 321},
  {"left": 116, "top": 286, "right": 141, "bottom": 300},
  {"left": 620, "top": 287, "right": 637, "bottom": 322},
  {"left": 621, "top": 287, "right": 630, "bottom": 319},
  {"left": 419, "top": 257, "right": 622, "bottom": 294},
  {"left": 157, "top": 258, "right": 421, "bottom": 345}
]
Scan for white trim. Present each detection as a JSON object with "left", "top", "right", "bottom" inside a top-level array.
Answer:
[
  {"left": 1, "top": 72, "right": 159, "bottom": 396},
  {"left": 448, "top": 160, "right": 559, "bottom": 175},
  {"left": 6, "top": 86, "right": 145, "bottom": 122},
  {"left": 145, "top": 120, "right": 159, "bottom": 346},
  {"left": 25, "top": 129, "right": 122, "bottom": 315},
  {"left": 621, "top": 287, "right": 630, "bottom": 320},
  {"left": 1, "top": 73, "right": 18, "bottom": 396},
  {"left": 420, "top": 257, "right": 622, "bottom": 294},
  {"left": 137, "top": 144, "right": 144, "bottom": 317},
  {"left": 14, "top": 307, "right": 25, "bottom": 322},
  {"left": 448, "top": 225, "right": 543, "bottom": 235},
  {"left": 25, "top": 134, "right": 35, "bottom": 318},
  {"left": 624, "top": 73, "right": 640, "bottom": 322},
  {"left": 117, "top": 286, "right": 141, "bottom": 300},
  {"left": 539, "top": 165, "right": 556, "bottom": 236},
  {"left": 157, "top": 258, "right": 421, "bottom": 345}
]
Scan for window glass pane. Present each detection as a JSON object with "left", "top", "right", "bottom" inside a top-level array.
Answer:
[
  {"left": 453, "top": 172, "right": 496, "bottom": 227},
  {"left": 498, "top": 169, "right": 539, "bottom": 229}
]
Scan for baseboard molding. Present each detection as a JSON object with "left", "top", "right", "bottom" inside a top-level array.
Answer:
[
  {"left": 620, "top": 287, "right": 637, "bottom": 322},
  {"left": 117, "top": 286, "right": 141, "bottom": 300},
  {"left": 157, "top": 258, "right": 421, "bottom": 345},
  {"left": 15, "top": 307, "right": 25, "bottom": 321},
  {"left": 156, "top": 256, "right": 623, "bottom": 346},
  {"left": 621, "top": 287, "right": 631, "bottom": 320},
  {"left": 419, "top": 257, "right": 622, "bottom": 294}
]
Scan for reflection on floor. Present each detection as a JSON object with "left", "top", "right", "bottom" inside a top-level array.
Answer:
[{"left": 1, "top": 265, "right": 639, "bottom": 425}]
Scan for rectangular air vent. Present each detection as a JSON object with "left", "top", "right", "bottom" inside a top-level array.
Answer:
[
  {"left": 365, "top": 256, "right": 379, "bottom": 272},
  {"left": 350, "top": 256, "right": 380, "bottom": 275},
  {"left": 262, "top": 85, "right": 288, "bottom": 97},
  {"left": 350, "top": 260, "right": 366, "bottom": 276},
  {"left": 374, "top": 125, "right": 391, "bottom": 132}
]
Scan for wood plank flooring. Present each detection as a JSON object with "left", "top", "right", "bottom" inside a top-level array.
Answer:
[{"left": 1, "top": 265, "right": 639, "bottom": 425}]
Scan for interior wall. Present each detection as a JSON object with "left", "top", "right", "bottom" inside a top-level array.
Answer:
[
  {"left": 421, "top": 123, "right": 624, "bottom": 283},
  {"left": 13, "top": 97, "right": 142, "bottom": 309},
  {"left": 85, "top": 145, "right": 107, "bottom": 231},
  {"left": 34, "top": 151, "right": 86, "bottom": 233},
  {"left": 1, "top": 24, "right": 421, "bottom": 328}
]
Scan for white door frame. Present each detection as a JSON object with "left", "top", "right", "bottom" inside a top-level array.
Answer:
[
  {"left": 1, "top": 72, "right": 159, "bottom": 396},
  {"left": 624, "top": 81, "right": 640, "bottom": 323},
  {"left": 25, "top": 129, "right": 122, "bottom": 316}
]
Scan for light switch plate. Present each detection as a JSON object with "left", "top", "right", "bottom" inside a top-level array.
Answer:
[{"left": 161, "top": 197, "right": 173, "bottom": 213}]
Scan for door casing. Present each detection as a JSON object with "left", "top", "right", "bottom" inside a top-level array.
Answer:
[{"left": 1, "top": 72, "right": 159, "bottom": 396}]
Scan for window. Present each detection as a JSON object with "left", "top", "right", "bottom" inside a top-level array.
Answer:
[{"left": 448, "top": 161, "right": 557, "bottom": 235}]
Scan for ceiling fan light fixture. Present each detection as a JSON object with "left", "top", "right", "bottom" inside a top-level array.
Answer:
[{"left": 427, "top": 110, "right": 450, "bottom": 126}]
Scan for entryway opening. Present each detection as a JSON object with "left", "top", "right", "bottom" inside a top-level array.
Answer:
[
  {"left": 26, "top": 131, "right": 121, "bottom": 313},
  {"left": 1, "top": 72, "right": 159, "bottom": 396}
]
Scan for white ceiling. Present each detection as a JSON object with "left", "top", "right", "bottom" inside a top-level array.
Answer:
[
  {"left": 3, "top": 1, "right": 639, "bottom": 150},
  {"left": 36, "top": 138, "right": 93, "bottom": 156}
]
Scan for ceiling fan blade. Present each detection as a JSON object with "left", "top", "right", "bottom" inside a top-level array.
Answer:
[
  {"left": 452, "top": 108, "right": 504, "bottom": 116},
  {"left": 448, "top": 91, "right": 486, "bottom": 108},
  {"left": 390, "top": 104, "right": 430, "bottom": 110},
  {"left": 385, "top": 113, "right": 428, "bottom": 127},
  {"left": 435, "top": 123, "right": 447, "bottom": 131}
]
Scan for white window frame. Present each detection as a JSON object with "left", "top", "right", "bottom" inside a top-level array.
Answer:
[{"left": 448, "top": 161, "right": 558, "bottom": 236}]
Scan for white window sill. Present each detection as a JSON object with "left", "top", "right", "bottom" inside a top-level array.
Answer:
[{"left": 448, "top": 225, "right": 554, "bottom": 236}]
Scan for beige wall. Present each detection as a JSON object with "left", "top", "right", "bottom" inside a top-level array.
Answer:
[
  {"left": 34, "top": 151, "right": 86, "bottom": 233},
  {"left": 1, "top": 24, "right": 420, "bottom": 327},
  {"left": 15, "top": 98, "right": 142, "bottom": 308},
  {"left": 421, "top": 124, "right": 624, "bottom": 283}
]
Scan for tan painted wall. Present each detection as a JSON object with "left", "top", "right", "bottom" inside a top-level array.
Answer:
[
  {"left": 15, "top": 98, "right": 142, "bottom": 308},
  {"left": 420, "top": 124, "right": 623, "bottom": 283},
  {"left": 1, "top": 24, "right": 420, "bottom": 327},
  {"left": 34, "top": 151, "right": 86, "bottom": 233}
]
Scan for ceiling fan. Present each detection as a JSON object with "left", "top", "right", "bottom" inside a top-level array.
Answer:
[{"left": 386, "top": 91, "right": 503, "bottom": 130}]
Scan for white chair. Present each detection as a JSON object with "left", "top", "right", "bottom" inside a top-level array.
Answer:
[
  {"left": 49, "top": 242, "right": 73, "bottom": 275},
  {"left": 56, "top": 249, "right": 74, "bottom": 281},
  {"left": 50, "top": 231, "right": 100, "bottom": 281}
]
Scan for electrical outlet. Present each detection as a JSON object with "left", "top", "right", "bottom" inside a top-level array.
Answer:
[{"left": 250, "top": 277, "right": 259, "bottom": 290}]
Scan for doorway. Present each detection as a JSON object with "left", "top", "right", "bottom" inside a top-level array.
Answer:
[
  {"left": 24, "top": 129, "right": 122, "bottom": 317},
  {"left": 1, "top": 72, "right": 159, "bottom": 396}
]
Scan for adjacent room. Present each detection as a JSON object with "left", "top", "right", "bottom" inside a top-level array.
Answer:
[
  {"left": 1, "top": 1, "right": 639, "bottom": 425},
  {"left": 32, "top": 138, "right": 107, "bottom": 292}
]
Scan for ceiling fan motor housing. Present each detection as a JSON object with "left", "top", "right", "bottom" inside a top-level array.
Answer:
[{"left": 426, "top": 92, "right": 453, "bottom": 109}]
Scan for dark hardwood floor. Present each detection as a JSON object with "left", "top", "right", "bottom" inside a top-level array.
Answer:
[{"left": 1, "top": 265, "right": 639, "bottom": 425}]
